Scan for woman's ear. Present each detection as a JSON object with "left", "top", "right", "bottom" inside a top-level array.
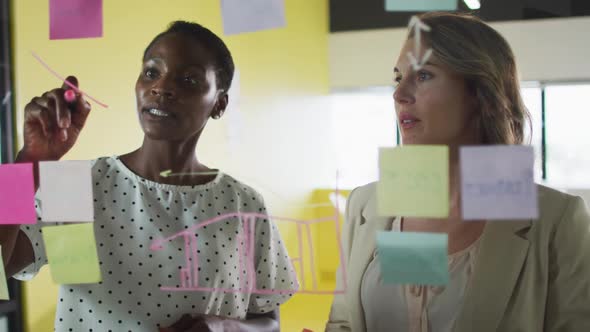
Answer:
[{"left": 211, "top": 91, "right": 229, "bottom": 119}]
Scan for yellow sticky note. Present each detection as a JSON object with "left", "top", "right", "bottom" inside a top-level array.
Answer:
[
  {"left": 378, "top": 146, "right": 449, "bottom": 218},
  {"left": 0, "top": 246, "right": 9, "bottom": 300},
  {"left": 42, "top": 223, "right": 101, "bottom": 284}
]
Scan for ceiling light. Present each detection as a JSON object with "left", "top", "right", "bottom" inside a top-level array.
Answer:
[{"left": 463, "top": 0, "right": 481, "bottom": 10}]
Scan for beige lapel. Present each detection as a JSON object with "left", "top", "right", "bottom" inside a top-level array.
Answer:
[
  {"left": 347, "top": 195, "right": 395, "bottom": 332},
  {"left": 453, "top": 219, "right": 532, "bottom": 332}
]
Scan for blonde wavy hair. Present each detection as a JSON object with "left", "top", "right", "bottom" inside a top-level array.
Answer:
[{"left": 413, "top": 12, "right": 531, "bottom": 145}]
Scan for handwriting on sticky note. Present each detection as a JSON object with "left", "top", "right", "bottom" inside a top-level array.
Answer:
[
  {"left": 42, "top": 223, "right": 101, "bottom": 284},
  {"left": 385, "top": 0, "right": 458, "bottom": 12},
  {"left": 460, "top": 146, "right": 538, "bottom": 220},
  {"left": 0, "top": 163, "right": 36, "bottom": 225},
  {"left": 376, "top": 231, "right": 448, "bottom": 286},
  {"left": 221, "top": 0, "right": 286, "bottom": 35},
  {"left": 50, "top": 0, "right": 103, "bottom": 40},
  {"left": 0, "top": 246, "right": 9, "bottom": 300},
  {"left": 378, "top": 146, "right": 449, "bottom": 218},
  {"left": 39, "top": 161, "right": 94, "bottom": 222},
  {"left": 463, "top": 173, "right": 533, "bottom": 197}
]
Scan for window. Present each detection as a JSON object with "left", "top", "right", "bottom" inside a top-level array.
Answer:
[
  {"left": 330, "top": 87, "right": 398, "bottom": 189},
  {"left": 0, "top": 0, "right": 14, "bottom": 164},
  {"left": 0, "top": 0, "right": 24, "bottom": 331},
  {"left": 330, "top": 81, "right": 590, "bottom": 191},
  {"left": 544, "top": 84, "right": 590, "bottom": 187},
  {"left": 521, "top": 84, "right": 543, "bottom": 182}
]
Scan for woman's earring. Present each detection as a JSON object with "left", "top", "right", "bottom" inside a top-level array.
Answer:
[{"left": 212, "top": 114, "right": 220, "bottom": 119}]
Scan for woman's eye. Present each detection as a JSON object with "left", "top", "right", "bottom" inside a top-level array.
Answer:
[
  {"left": 393, "top": 76, "right": 402, "bottom": 87},
  {"left": 417, "top": 71, "right": 432, "bottom": 81},
  {"left": 183, "top": 76, "right": 198, "bottom": 85},
  {"left": 144, "top": 68, "right": 158, "bottom": 79}
]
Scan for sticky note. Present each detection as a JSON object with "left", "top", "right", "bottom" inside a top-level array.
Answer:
[
  {"left": 0, "top": 247, "right": 9, "bottom": 300},
  {"left": 50, "top": 0, "right": 103, "bottom": 40},
  {"left": 0, "top": 163, "right": 36, "bottom": 224},
  {"left": 460, "top": 146, "right": 538, "bottom": 220},
  {"left": 39, "top": 160, "right": 94, "bottom": 222},
  {"left": 376, "top": 231, "right": 448, "bottom": 285},
  {"left": 221, "top": 0, "right": 286, "bottom": 35},
  {"left": 385, "top": 0, "right": 458, "bottom": 12},
  {"left": 42, "top": 223, "right": 101, "bottom": 284},
  {"left": 378, "top": 146, "right": 449, "bottom": 218}
]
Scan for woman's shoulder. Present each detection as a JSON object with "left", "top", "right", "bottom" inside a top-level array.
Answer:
[
  {"left": 534, "top": 184, "right": 589, "bottom": 234},
  {"left": 537, "top": 184, "right": 585, "bottom": 220},
  {"left": 89, "top": 156, "right": 119, "bottom": 168},
  {"left": 348, "top": 182, "right": 378, "bottom": 209},
  {"left": 217, "top": 173, "right": 265, "bottom": 202},
  {"left": 90, "top": 156, "right": 124, "bottom": 177}
]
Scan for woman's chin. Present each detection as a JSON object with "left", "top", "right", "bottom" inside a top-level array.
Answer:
[
  {"left": 401, "top": 134, "right": 449, "bottom": 146},
  {"left": 401, "top": 137, "right": 424, "bottom": 145},
  {"left": 141, "top": 128, "right": 178, "bottom": 141}
]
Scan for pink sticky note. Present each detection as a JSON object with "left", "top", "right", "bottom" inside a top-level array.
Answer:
[
  {"left": 0, "top": 164, "right": 36, "bottom": 224},
  {"left": 50, "top": 0, "right": 103, "bottom": 40}
]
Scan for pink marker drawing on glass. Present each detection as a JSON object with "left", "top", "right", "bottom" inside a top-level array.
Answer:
[
  {"left": 151, "top": 170, "right": 348, "bottom": 296},
  {"left": 31, "top": 51, "right": 109, "bottom": 109}
]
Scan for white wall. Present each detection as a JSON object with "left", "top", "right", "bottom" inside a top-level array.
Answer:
[{"left": 329, "top": 16, "right": 590, "bottom": 89}]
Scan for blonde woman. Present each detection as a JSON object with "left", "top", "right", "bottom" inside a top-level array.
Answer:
[{"left": 326, "top": 12, "right": 590, "bottom": 332}]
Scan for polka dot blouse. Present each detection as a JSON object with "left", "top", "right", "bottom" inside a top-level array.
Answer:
[{"left": 15, "top": 156, "right": 298, "bottom": 331}]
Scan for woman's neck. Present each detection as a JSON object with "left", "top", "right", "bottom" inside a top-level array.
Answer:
[
  {"left": 120, "top": 136, "right": 215, "bottom": 186},
  {"left": 401, "top": 147, "right": 487, "bottom": 253}
]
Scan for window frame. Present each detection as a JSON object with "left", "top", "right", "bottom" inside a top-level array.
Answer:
[{"left": 0, "top": 0, "right": 24, "bottom": 331}]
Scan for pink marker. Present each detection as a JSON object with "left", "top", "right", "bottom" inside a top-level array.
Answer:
[{"left": 64, "top": 89, "right": 76, "bottom": 103}]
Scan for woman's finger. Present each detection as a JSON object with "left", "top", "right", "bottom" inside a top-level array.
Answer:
[{"left": 45, "top": 88, "right": 71, "bottom": 130}]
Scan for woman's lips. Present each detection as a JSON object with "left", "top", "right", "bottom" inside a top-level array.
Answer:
[{"left": 398, "top": 112, "right": 420, "bottom": 130}]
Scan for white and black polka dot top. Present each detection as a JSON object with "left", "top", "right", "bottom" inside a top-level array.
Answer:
[{"left": 15, "top": 156, "right": 298, "bottom": 331}]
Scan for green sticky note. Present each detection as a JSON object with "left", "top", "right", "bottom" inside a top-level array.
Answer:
[
  {"left": 0, "top": 246, "right": 9, "bottom": 300},
  {"left": 378, "top": 146, "right": 449, "bottom": 218},
  {"left": 42, "top": 223, "right": 101, "bottom": 284},
  {"left": 376, "top": 231, "right": 448, "bottom": 285},
  {"left": 385, "top": 0, "right": 458, "bottom": 12}
]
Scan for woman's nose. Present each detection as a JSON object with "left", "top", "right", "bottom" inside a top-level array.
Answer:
[
  {"left": 393, "top": 80, "right": 415, "bottom": 105},
  {"left": 150, "top": 79, "right": 176, "bottom": 99}
]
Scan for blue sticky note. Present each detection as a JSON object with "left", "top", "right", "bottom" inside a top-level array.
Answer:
[
  {"left": 385, "top": 0, "right": 458, "bottom": 12},
  {"left": 221, "top": 0, "right": 286, "bottom": 36},
  {"left": 460, "top": 146, "right": 538, "bottom": 220},
  {"left": 376, "top": 231, "right": 448, "bottom": 286}
]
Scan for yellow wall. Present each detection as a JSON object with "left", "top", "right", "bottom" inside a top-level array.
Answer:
[{"left": 11, "top": 0, "right": 346, "bottom": 331}]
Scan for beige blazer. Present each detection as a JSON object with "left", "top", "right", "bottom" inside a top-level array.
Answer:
[{"left": 326, "top": 183, "right": 590, "bottom": 332}]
